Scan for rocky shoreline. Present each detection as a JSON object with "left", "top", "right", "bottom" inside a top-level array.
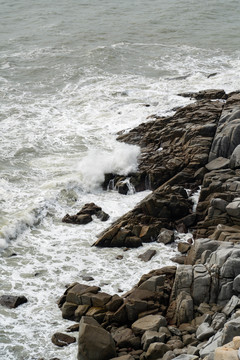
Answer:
[
  {"left": 3, "top": 89, "right": 240, "bottom": 360},
  {"left": 57, "top": 89, "right": 240, "bottom": 360}
]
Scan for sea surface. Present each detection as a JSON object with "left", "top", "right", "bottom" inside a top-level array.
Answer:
[{"left": 1, "top": 0, "right": 240, "bottom": 359}]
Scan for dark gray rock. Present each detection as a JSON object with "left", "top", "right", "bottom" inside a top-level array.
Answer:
[
  {"left": 196, "top": 322, "right": 215, "bottom": 341},
  {"left": 208, "top": 107, "right": 240, "bottom": 161},
  {"left": 233, "top": 274, "right": 240, "bottom": 293},
  {"left": 210, "top": 198, "right": 228, "bottom": 212},
  {"left": 112, "top": 327, "right": 141, "bottom": 349},
  {"left": 230, "top": 144, "right": 240, "bottom": 169},
  {"left": 170, "top": 265, "right": 193, "bottom": 300},
  {"left": 192, "top": 264, "right": 211, "bottom": 305},
  {"left": 157, "top": 228, "right": 174, "bottom": 244},
  {"left": 211, "top": 312, "right": 226, "bottom": 331},
  {"left": 175, "top": 291, "right": 194, "bottom": 326},
  {"left": 221, "top": 317, "right": 240, "bottom": 345},
  {"left": 138, "top": 250, "right": 157, "bottom": 262},
  {"left": 226, "top": 199, "right": 240, "bottom": 217},
  {"left": 0, "top": 295, "right": 28, "bottom": 309},
  {"left": 222, "top": 295, "right": 240, "bottom": 316},
  {"left": 199, "top": 330, "right": 223, "bottom": 358}
]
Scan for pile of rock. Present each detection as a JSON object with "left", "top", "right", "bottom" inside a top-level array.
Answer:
[
  {"left": 94, "top": 185, "right": 193, "bottom": 248},
  {"left": 55, "top": 238, "right": 240, "bottom": 360},
  {"left": 62, "top": 202, "right": 109, "bottom": 225},
  {"left": 54, "top": 90, "right": 240, "bottom": 360}
]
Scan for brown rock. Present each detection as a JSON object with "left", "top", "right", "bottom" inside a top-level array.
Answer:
[
  {"left": 66, "top": 283, "right": 100, "bottom": 304},
  {"left": 66, "top": 323, "right": 79, "bottom": 332},
  {"left": 78, "top": 316, "right": 116, "bottom": 360},
  {"left": 0, "top": 295, "right": 28, "bottom": 309},
  {"left": 51, "top": 332, "right": 76, "bottom": 347},
  {"left": 106, "top": 294, "right": 123, "bottom": 312},
  {"left": 91, "top": 292, "right": 112, "bottom": 307},
  {"left": 74, "top": 304, "right": 90, "bottom": 321},
  {"left": 112, "top": 327, "right": 141, "bottom": 349},
  {"left": 178, "top": 242, "right": 191, "bottom": 254},
  {"left": 132, "top": 314, "right": 167, "bottom": 335},
  {"left": 62, "top": 213, "right": 92, "bottom": 224},
  {"left": 61, "top": 302, "right": 78, "bottom": 320}
]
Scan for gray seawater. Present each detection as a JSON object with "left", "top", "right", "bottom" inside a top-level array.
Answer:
[{"left": 1, "top": 0, "right": 240, "bottom": 359}]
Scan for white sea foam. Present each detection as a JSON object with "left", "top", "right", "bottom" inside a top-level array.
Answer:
[
  {"left": 78, "top": 142, "right": 140, "bottom": 191},
  {"left": 1, "top": 1, "right": 240, "bottom": 358}
]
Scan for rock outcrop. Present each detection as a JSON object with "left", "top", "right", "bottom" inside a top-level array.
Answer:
[
  {"left": 62, "top": 202, "right": 109, "bottom": 225},
  {"left": 54, "top": 89, "right": 240, "bottom": 360}
]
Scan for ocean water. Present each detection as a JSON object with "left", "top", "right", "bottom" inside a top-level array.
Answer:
[{"left": 1, "top": 0, "right": 240, "bottom": 359}]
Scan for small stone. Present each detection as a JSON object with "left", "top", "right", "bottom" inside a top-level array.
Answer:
[
  {"left": 170, "top": 255, "right": 186, "bottom": 265},
  {"left": 66, "top": 323, "right": 79, "bottom": 332},
  {"left": 81, "top": 276, "right": 94, "bottom": 281}
]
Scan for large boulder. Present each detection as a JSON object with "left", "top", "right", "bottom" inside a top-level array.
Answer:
[{"left": 78, "top": 317, "right": 116, "bottom": 360}]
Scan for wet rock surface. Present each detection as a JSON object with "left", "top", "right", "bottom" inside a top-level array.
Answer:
[
  {"left": 0, "top": 295, "right": 28, "bottom": 308},
  {"left": 62, "top": 202, "right": 109, "bottom": 225},
  {"left": 54, "top": 90, "right": 240, "bottom": 360}
]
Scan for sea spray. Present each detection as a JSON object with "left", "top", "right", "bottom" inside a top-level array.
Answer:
[{"left": 78, "top": 142, "right": 140, "bottom": 191}]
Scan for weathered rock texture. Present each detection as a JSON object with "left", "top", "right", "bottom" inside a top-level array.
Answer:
[
  {"left": 62, "top": 202, "right": 109, "bottom": 225},
  {"left": 55, "top": 90, "right": 240, "bottom": 360}
]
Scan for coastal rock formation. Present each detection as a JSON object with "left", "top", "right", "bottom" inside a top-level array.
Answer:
[
  {"left": 62, "top": 202, "right": 109, "bottom": 225},
  {"left": 94, "top": 185, "right": 192, "bottom": 247},
  {"left": 56, "top": 237, "right": 240, "bottom": 359},
  {"left": 55, "top": 89, "right": 240, "bottom": 359}
]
